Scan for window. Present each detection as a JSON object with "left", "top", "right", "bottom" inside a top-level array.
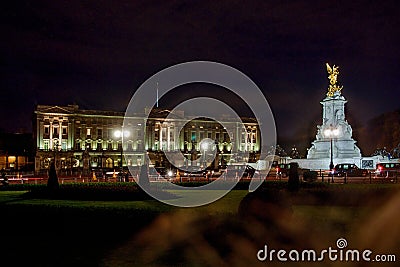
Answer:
[
  {"left": 62, "top": 127, "right": 67, "bottom": 135},
  {"left": 44, "top": 140, "right": 49, "bottom": 151},
  {"left": 97, "top": 128, "right": 102, "bottom": 138},
  {"left": 224, "top": 133, "right": 229, "bottom": 142},
  {"left": 208, "top": 132, "right": 212, "bottom": 139},
  {"left": 53, "top": 127, "right": 58, "bottom": 136},
  {"left": 86, "top": 128, "right": 91, "bottom": 137},
  {"left": 61, "top": 141, "right": 67, "bottom": 151},
  {"left": 76, "top": 128, "right": 81, "bottom": 137},
  {"left": 191, "top": 132, "right": 196, "bottom": 142},
  {"left": 44, "top": 126, "right": 49, "bottom": 135}
]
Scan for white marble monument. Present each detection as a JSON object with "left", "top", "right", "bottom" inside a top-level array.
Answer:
[{"left": 307, "top": 63, "right": 361, "bottom": 161}]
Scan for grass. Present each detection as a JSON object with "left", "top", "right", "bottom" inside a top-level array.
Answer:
[
  {"left": 0, "top": 189, "right": 247, "bottom": 213},
  {"left": 0, "top": 190, "right": 171, "bottom": 213},
  {"left": 0, "top": 183, "right": 399, "bottom": 266}
]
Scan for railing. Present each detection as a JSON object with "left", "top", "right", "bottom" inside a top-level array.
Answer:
[
  {"left": 1, "top": 170, "right": 398, "bottom": 185},
  {"left": 300, "top": 169, "right": 399, "bottom": 184}
]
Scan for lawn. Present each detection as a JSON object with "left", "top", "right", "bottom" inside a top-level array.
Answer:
[
  {"left": 0, "top": 183, "right": 399, "bottom": 266},
  {"left": 0, "top": 189, "right": 247, "bottom": 214}
]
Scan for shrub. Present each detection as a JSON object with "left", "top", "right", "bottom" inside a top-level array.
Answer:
[
  {"left": 303, "top": 170, "right": 318, "bottom": 182},
  {"left": 287, "top": 162, "right": 300, "bottom": 192}
]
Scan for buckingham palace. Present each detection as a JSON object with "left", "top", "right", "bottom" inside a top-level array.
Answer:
[{"left": 33, "top": 104, "right": 261, "bottom": 175}]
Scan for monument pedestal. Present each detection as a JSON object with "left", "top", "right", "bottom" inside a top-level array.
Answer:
[{"left": 307, "top": 94, "right": 361, "bottom": 161}]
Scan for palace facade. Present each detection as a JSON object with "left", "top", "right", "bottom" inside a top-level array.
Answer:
[{"left": 33, "top": 105, "right": 260, "bottom": 175}]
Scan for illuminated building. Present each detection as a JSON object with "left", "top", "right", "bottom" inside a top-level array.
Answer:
[
  {"left": 33, "top": 105, "right": 260, "bottom": 174},
  {"left": 0, "top": 132, "right": 33, "bottom": 171}
]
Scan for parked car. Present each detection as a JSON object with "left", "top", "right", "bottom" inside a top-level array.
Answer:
[
  {"left": 276, "top": 162, "right": 299, "bottom": 178},
  {"left": 375, "top": 163, "right": 400, "bottom": 177},
  {"left": 333, "top": 163, "right": 367, "bottom": 177}
]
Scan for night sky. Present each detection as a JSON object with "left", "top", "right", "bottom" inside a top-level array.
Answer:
[{"left": 2, "top": 1, "right": 399, "bottom": 151}]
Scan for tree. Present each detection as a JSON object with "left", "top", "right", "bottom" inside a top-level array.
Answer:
[
  {"left": 391, "top": 144, "right": 400, "bottom": 159},
  {"left": 289, "top": 146, "right": 300, "bottom": 159},
  {"left": 267, "top": 145, "right": 287, "bottom": 157},
  {"left": 47, "top": 162, "right": 59, "bottom": 190},
  {"left": 371, "top": 147, "right": 389, "bottom": 158}
]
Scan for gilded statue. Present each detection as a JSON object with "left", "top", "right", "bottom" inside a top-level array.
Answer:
[{"left": 326, "top": 63, "right": 343, "bottom": 97}]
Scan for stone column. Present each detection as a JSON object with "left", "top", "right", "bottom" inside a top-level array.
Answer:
[
  {"left": 167, "top": 125, "right": 170, "bottom": 151},
  {"left": 58, "top": 120, "right": 62, "bottom": 149},
  {"left": 68, "top": 120, "right": 73, "bottom": 150},
  {"left": 159, "top": 124, "right": 163, "bottom": 151},
  {"left": 251, "top": 130, "right": 254, "bottom": 151},
  {"left": 245, "top": 131, "right": 249, "bottom": 152},
  {"left": 235, "top": 123, "right": 240, "bottom": 153},
  {"left": 38, "top": 120, "right": 43, "bottom": 150},
  {"left": 49, "top": 121, "right": 53, "bottom": 150}
]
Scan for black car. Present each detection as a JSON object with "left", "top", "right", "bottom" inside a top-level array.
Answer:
[
  {"left": 333, "top": 163, "right": 367, "bottom": 177},
  {"left": 276, "top": 162, "right": 299, "bottom": 177},
  {"left": 375, "top": 163, "right": 400, "bottom": 177}
]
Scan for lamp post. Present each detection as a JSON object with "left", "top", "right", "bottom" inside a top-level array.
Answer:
[
  {"left": 324, "top": 126, "right": 340, "bottom": 182},
  {"left": 53, "top": 139, "right": 61, "bottom": 166},
  {"left": 114, "top": 127, "right": 130, "bottom": 179},
  {"left": 201, "top": 141, "right": 208, "bottom": 168}
]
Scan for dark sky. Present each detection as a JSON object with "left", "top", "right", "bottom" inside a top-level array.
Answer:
[{"left": 1, "top": 1, "right": 400, "bottom": 149}]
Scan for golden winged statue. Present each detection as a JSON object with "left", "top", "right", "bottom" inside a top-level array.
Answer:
[{"left": 326, "top": 63, "right": 343, "bottom": 97}]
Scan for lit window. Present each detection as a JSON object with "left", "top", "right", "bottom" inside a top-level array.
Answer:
[
  {"left": 44, "top": 140, "right": 49, "bottom": 151},
  {"left": 87, "top": 128, "right": 91, "bottom": 136},
  {"left": 62, "top": 141, "right": 67, "bottom": 150}
]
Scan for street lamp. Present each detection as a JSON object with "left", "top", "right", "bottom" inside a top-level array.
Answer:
[
  {"left": 201, "top": 141, "right": 208, "bottom": 168},
  {"left": 114, "top": 127, "right": 130, "bottom": 178},
  {"left": 53, "top": 139, "right": 61, "bottom": 167},
  {"left": 324, "top": 126, "right": 340, "bottom": 178}
]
